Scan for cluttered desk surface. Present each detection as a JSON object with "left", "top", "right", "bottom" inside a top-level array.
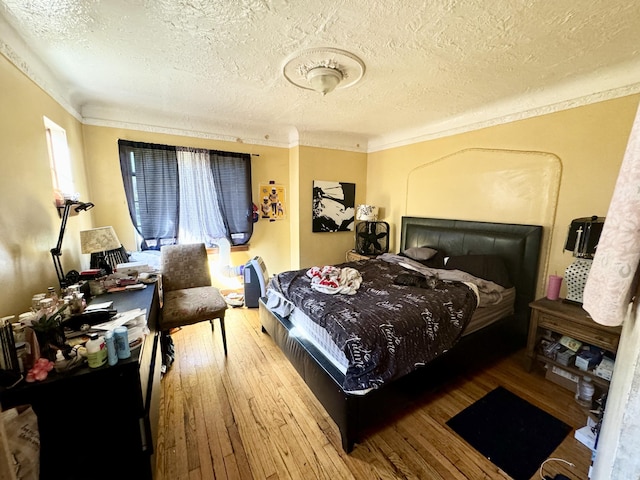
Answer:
[
  {"left": 1, "top": 281, "right": 162, "bottom": 480},
  {"left": 0, "top": 282, "right": 159, "bottom": 408}
]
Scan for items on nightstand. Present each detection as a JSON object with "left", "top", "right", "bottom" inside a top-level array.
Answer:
[
  {"left": 559, "top": 334, "right": 582, "bottom": 352},
  {"left": 575, "top": 346, "right": 603, "bottom": 371},
  {"left": 346, "top": 249, "right": 377, "bottom": 262},
  {"left": 563, "top": 216, "right": 605, "bottom": 305},
  {"left": 575, "top": 414, "right": 598, "bottom": 450},
  {"left": 555, "top": 348, "right": 575, "bottom": 367},
  {"left": 576, "top": 376, "right": 595, "bottom": 407},
  {"left": 595, "top": 356, "right": 615, "bottom": 381},
  {"left": 526, "top": 298, "right": 622, "bottom": 403}
]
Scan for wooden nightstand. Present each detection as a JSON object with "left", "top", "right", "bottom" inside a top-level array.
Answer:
[
  {"left": 526, "top": 297, "right": 622, "bottom": 392},
  {"left": 345, "top": 250, "right": 376, "bottom": 262}
]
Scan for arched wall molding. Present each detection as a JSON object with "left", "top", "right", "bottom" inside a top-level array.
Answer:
[{"left": 404, "top": 147, "right": 562, "bottom": 295}]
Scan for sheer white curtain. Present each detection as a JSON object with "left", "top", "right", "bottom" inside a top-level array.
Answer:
[{"left": 176, "top": 147, "right": 227, "bottom": 246}]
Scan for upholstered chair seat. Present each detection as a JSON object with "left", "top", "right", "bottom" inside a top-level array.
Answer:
[{"left": 159, "top": 243, "right": 228, "bottom": 355}]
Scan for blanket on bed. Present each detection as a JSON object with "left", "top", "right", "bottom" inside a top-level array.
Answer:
[
  {"left": 378, "top": 253, "right": 506, "bottom": 307},
  {"left": 268, "top": 258, "right": 478, "bottom": 392}
]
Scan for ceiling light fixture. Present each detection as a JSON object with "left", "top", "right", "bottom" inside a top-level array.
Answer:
[{"left": 283, "top": 47, "right": 365, "bottom": 96}]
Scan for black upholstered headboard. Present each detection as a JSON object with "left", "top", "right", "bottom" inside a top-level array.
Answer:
[{"left": 400, "top": 217, "right": 543, "bottom": 336}]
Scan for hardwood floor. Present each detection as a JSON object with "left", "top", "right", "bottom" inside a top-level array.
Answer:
[{"left": 154, "top": 307, "right": 593, "bottom": 480}]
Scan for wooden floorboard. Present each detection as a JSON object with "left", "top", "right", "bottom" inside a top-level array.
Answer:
[{"left": 155, "top": 307, "right": 593, "bottom": 480}]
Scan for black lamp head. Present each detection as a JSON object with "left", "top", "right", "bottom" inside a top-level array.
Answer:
[{"left": 74, "top": 201, "right": 94, "bottom": 212}]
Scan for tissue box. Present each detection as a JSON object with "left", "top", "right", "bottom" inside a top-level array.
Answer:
[
  {"left": 575, "top": 349, "right": 602, "bottom": 371},
  {"left": 575, "top": 425, "right": 597, "bottom": 451},
  {"left": 595, "top": 357, "right": 615, "bottom": 381}
]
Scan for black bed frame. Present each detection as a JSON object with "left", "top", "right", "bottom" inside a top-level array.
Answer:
[{"left": 259, "top": 216, "right": 543, "bottom": 452}]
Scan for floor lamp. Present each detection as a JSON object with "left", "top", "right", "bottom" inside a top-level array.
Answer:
[{"left": 50, "top": 199, "right": 94, "bottom": 288}]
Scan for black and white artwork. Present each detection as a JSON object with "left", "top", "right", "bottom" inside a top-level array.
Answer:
[{"left": 312, "top": 180, "right": 355, "bottom": 232}]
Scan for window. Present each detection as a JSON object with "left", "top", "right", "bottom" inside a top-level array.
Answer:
[
  {"left": 118, "top": 140, "right": 253, "bottom": 249},
  {"left": 44, "top": 117, "right": 76, "bottom": 202}
]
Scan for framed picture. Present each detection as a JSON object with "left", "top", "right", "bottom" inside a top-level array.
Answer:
[
  {"left": 312, "top": 180, "right": 355, "bottom": 232},
  {"left": 258, "top": 184, "right": 286, "bottom": 220}
]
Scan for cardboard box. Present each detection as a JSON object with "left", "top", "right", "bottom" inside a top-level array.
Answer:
[
  {"left": 545, "top": 365, "right": 579, "bottom": 392},
  {"left": 595, "top": 357, "right": 615, "bottom": 381},
  {"left": 575, "top": 425, "right": 597, "bottom": 451}
]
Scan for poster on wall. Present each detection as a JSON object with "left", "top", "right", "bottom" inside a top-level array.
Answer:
[
  {"left": 258, "top": 184, "right": 286, "bottom": 220},
  {"left": 312, "top": 180, "right": 355, "bottom": 232}
]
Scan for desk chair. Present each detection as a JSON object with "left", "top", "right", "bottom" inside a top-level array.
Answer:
[{"left": 159, "top": 243, "right": 228, "bottom": 356}]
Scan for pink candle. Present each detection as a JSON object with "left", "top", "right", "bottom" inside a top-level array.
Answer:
[{"left": 546, "top": 275, "right": 563, "bottom": 300}]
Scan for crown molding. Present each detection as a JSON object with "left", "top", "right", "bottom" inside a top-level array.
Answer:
[
  {"left": 3, "top": 18, "right": 640, "bottom": 155},
  {"left": 0, "top": 15, "right": 82, "bottom": 122}
]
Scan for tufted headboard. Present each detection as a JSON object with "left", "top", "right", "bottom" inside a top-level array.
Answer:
[{"left": 400, "top": 217, "right": 543, "bottom": 338}]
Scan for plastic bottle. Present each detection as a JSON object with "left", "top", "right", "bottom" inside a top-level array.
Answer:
[
  {"left": 38, "top": 298, "right": 56, "bottom": 317},
  {"left": 86, "top": 333, "right": 107, "bottom": 368},
  {"left": 47, "top": 286, "right": 59, "bottom": 306},
  {"left": 576, "top": 376, "right": 595, "bottom": 407},
  {"left": 105, "top": 330, "right": 118, "bottom": 366},
  {"left": 31, "top": 293, "right": 46, "bottom": 312},
  {"left": 114, "top": 326, "right": 131, "bottom": 359}
]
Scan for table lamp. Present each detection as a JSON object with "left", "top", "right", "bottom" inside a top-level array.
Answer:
[
  {"left": 563, "top": 215, "right": 605, "bottom": 304},
  {"left": 80, "top": 226, "right": 126, "bottom": 274}
]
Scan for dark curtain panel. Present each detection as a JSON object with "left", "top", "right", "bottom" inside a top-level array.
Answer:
[
  {"left": 118, "top": 140, "right": 179, "bottom": 249},
  {"left": 210, "top": 151, "right": 253, "bottom": 245}
]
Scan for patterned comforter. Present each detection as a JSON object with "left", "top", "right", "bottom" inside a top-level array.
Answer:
[{"left": 267, "top": 258, "right": 479, "bottom": 392}]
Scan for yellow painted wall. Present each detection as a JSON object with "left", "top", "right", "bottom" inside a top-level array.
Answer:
[
  {"left": 288, "top": 145, "right": 301, "bottom": 270},
  {"left": 297, "top": 146, "right": 368, "bottom": 268},
  {"left": 81, "top": 125, "right": 292, "bottom": 276},
  {"left": 368, "top": 94, "right": 640, "bottom": 298},
  {"left": 0, "top": 54, "right": 93, "bottom": 316},
  {"left": 3, "top": 41, "right": 640, "bottom": 311}
]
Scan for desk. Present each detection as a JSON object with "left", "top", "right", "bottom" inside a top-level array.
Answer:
[{"left": 0, "top": 283, "right": 161, "bottom": 480}]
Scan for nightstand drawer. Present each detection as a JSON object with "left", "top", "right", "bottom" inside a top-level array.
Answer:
[{"left": 538, "top": 312, "right": 620, "bottom": 352}]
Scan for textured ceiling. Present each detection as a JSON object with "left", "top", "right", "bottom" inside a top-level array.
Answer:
[{"left": 1, "top": 0, "right": 640, "bottom": 151}]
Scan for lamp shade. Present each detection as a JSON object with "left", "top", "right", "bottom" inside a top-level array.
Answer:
[
  {"left": 356, "top": 205, "right": 378, "bottom": 221},
  {"left": 80, "top": 226, "right": 121, "bottom": 254}
]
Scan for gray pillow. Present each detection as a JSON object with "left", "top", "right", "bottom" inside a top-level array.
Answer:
[{"left": 402, "top": 247, "right": 438, "bottom": 261}]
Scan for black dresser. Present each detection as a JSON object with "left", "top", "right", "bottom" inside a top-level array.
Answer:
[{"left": 0, "top": 283, "right": 162, "bottom": 480}]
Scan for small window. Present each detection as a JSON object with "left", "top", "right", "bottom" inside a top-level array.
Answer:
[{"left": 44, "top": 116, "right": 76, "bottom": 204}]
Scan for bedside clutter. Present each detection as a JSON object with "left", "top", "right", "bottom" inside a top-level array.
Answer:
[
  {"left": 526, "top": 298, "right": 621, "bottom": 410},
  {"left": 539, "top": 333, "right": 615, "bottom": 383}
]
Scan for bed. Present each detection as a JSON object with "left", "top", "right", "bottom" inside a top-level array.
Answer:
[{"left": 259, "top": 216, "right": 543, "bottom": 452}]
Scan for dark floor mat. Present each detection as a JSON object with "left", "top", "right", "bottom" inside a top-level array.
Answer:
[{"left": 446, "top": 386, "right": 572, "bottom": 480}]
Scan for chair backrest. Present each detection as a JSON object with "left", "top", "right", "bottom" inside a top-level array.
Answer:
[{"left": 160, "top": 243, "right": 212, "bottom": 292}]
